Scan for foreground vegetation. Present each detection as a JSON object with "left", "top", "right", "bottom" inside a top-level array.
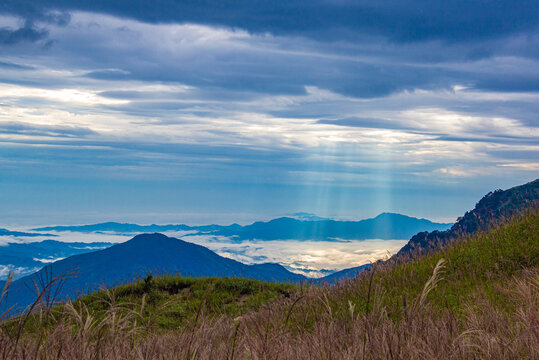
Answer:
[{"left": 1, "top": 209, "right": 537, "bottom": 359}]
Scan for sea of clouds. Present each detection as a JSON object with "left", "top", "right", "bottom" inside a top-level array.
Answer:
[{"left": 0, "top": 230, "right": 408, "bottom": 278}]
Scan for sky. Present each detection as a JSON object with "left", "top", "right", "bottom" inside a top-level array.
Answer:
[{"left": 0, "top": 1, "right": 538, "bottom": 227}]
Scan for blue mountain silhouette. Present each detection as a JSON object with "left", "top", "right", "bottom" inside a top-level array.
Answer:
[
  {"left": 34, "top": 213, "right": 451, "bottom": 241},
  {"left": 2, "top": 233, "right": 305, "bottom": 313}
]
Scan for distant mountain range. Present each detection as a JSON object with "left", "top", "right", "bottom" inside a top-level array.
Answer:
[
  {"left": 2, "top": 233, "right": 305, "bottom": 312},
  {"left": 0, "top": 228, "right": 56, "bottom": 237},
  {"left": 208, "top": 213, "right": 452, "bottom": 241},
  {"left": 32, "top": 222, "right": 241, "bottom": 234},
  {"left": 33, "top": 212, "right": 452, "bottom": 241},
  {"left": 0, "top": 212, "right": 451, "bottom": 286}
]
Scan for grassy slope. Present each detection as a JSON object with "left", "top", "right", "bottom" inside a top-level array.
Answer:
[
  {"left": 73, "top": 275, "right": 298, "bottom": 329},
  {"left": 321, "top": 208, "right": 538, "bottom": 321}
]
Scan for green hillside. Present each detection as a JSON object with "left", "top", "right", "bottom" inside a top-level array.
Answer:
[
  {"left": 336, "top": 207, "right": 538, "bottom": 318},
  {"left": 1, "top": 209, "right": 537, "bottom": 359},
  {"left": 75, "top": 276, "right": 298, "bottom": 329}
]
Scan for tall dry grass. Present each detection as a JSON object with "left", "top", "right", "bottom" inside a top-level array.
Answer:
[{"left": 0, "top": 265, "right": 536, "bottom": 359}]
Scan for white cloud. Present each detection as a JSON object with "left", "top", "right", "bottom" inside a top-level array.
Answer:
[
  {"left": 169, "top": 233, "right": 408, "bottom": 277},
  {"left": 0, "top": 265, "right": 42, "bottom": 280},
  {"left": 399, "top": 107, "right": 537, "bottom": 138},
  {"left": 498, "top": 163, "right": 539, "bottom": 171},
  {"left": 33, "top": 257, "right": 65, "bottom": 263},
  {"left": 0, "top": 83, "right": 128, "bottom": 106},
  {"left": 434, "top": 167, "right": 483, "bottom": 177}
]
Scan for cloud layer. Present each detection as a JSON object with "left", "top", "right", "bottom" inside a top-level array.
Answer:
[{"left": 0, "top": 230, "right": 407, "bottom": 278}]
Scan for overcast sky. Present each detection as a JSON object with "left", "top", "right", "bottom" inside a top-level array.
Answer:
[{"left": 0, "top": 1, "right": 538, "bottom": 227}]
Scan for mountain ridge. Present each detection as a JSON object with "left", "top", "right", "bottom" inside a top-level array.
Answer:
[
  {"left": 397, "top": 178, "right": 539, "bottom": 257},
  {"left": 33, "top": 213, "right": 452, "bottom": 242}
]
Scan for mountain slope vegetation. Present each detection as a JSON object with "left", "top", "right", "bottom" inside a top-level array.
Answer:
[{"left": 398, "top": 178, "right": 538, "bottom": 257}]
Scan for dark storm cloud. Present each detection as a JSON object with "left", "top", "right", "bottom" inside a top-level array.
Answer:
[
  {"left": 0, "top": 5, "right": 69, "bottom": 45},
  {"left": 74, "top": 37, "right": 455, "bottom": 99},
  {"left": 474, "top": 74, "right": 539, "bottom": 93},
  {"left": 0, "top": 0, "right": 537, "bottom": 100},
  {"left": 2, "top": 0, "right": 538, "bottom": 43},
  {"left": 1, "top": 2, "right": 536, "bottom": 99},
  {"left": 487, "top": 149, "right": 539, "bottom": 161},
  {"left": 0, "top": 2, "right": 70, "bottom": 26},
  {"left": 0, "top": 21, "right": 48, "bottom": 45}
]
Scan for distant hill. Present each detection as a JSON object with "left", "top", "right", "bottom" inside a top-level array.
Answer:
[
  {"left": 397, "top": 178, "right": 539, "bottom": 257},
  {"left": 34, "top": 213, "right": 452, "bottom": 241},
  {"left": 2, "top": 234, "right": 306, "bottom": 312},
  {"left": 319, "top": 264, "right": 371, "bottom": 283}
]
